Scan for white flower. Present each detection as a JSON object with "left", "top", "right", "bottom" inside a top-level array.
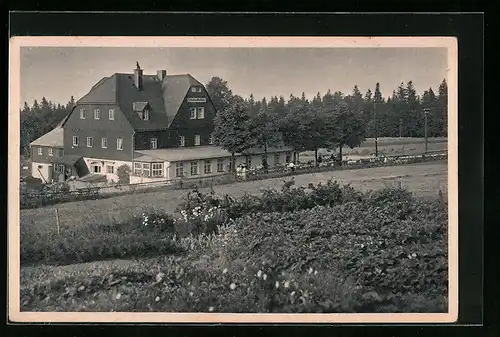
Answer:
[
  {"left": 257, "top": 270, "right": 262, "bottom": 278},
  {"left": 284, "top": 281, "right": 290, "bottom": 288},
  {"left": 275, "top": 281, "right": 280, "bottom": 289},
  {"left": 208, "top": 306, "right": 215, "bottom": 312},
  {"left": 291, "top": 291, "right": 295, "bottom": 296},
  {"left": 263, "top": 274, "right": 268, "bottom": 281},
  {"left": 230, "top": 283, "right": 237, "bottom": 290},
  {"left": 155, "top": 296, "right": 160, "bottom": 302},
  {"left": 308, "top": 267, "right": 313, "bottom": 275},
  {"left": 189, "top": 292, "right": 194, "bottom": 297},
  {"left": 222, "top": 268, "right": 228, "bottom": 274},
  {"left": 412, "top": 253, "right": 417, "bottom": 258},
  {"left": 314, "top": 270, "right": 318, "bottom": 275},
  {"left": 115, "top": 293, "right": 121, "bottom": 300}
]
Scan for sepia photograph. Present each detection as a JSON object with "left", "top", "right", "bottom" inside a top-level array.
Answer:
[{"left": 8, "top": 36, "right": 458, "bottom": 323}]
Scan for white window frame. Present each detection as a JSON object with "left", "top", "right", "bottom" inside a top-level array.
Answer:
[
  {"left": 190, "top": 107, "right": 197, "bottom": 119},
  {"left": 72, "top": 136, "right": 79, "bottom": 147},
  {"left": 133, "top": 162, "right": 142, "bottom": 176},
  {"left": 194, "top": 134, "right": 201, "bottom": 146},
  {"left": 152, "top": 163, "right": 163, "bottom": 177},
  {"left": 48, "top": 148, "right": 53, "bottom": 156},
  {"left": 209, "top": 134, "right": 214, "bottom": 145},
  {"left": 142, "top": 163, "right": 151, "bottom": 177},
  {"left": 191, "top": 86, "right": 202, "bottom": 93},
  {"left": 143, "top": 109, "right": 149, "bottom": 121},
  {"left": 117, "top": 138, "right": 123, "bottom": 151},
  {"left": 179, "top": 135, "right": 185, "bottom": 147},
  {"left": 275, "top": 153, "right": 280, "bottom": 165},
  {"left": 79, "top": 108, "right": 86, "bottom": 119},
  {"left": 94, "top": 108, "right": 100, "bottom": 120},
  {"left": 87, "top": 137, "right": 93, "bottom": 148},
  {"left": 150, "top": 138, "right": 158, "bottom": 149},
  {"left": 217, "top": 159, "right": 224, "bottom": 172},
  {"left": 37, "top": 147, "right": 43, "bottom": 155},
  {"left": 109, "top": 109, "right": 115, "bottom": 120},
  {"left": 190, "top": 161, "right": 199, "bottom": 176},
  {"left": 197, "top": 107, "right": 205, "bottom": 119},
  {"left": 204, "top": 160, "right": 212, "bottom": 174},
  {"left": 106, "top": 165, "right": 114, "bottom": 174},
  {"left": 101, "top": 137, "right": 107, "bottom": 149},
  {"left": 175, "top": 162, "right": 184, "bottom": 177}
]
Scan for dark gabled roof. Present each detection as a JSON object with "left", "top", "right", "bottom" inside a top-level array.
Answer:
[
  {"left": 74, "top": 72, "right": 205, "bottom": 131},
  {"left": 77, "top": 75, "right": 117, "bottom": 104}
]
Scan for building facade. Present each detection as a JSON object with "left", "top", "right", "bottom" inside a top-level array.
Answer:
[{"left": 30, "top": 63, "right": 296, "bottom": 184}]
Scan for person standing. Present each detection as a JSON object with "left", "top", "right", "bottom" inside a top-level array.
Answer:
[
  {"left": 241, "top": 165, "right": 248, "bottom": 180},
  {"left": 262, "top": 157, "right": 269, "bottom": 173}
]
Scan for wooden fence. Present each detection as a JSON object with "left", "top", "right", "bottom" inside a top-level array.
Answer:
[{"left": 20, "top": 150, "right": 447, "bottom": 210}]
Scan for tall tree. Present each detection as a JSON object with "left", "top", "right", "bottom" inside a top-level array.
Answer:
[
  {"left": 283, "top": 104, "right": 331, "bottom": 164},
  {"left": 312, "top": 92, "right": 323, "bottom": 112},
  {"left": 406, "top": 81, "right": 420, "bottom": 137},
  {"left": 206, "top": 76, "right": 233, "bottom": 114},
  {"left": 437, "top": 78, "right": 448, "bottom": 136},
  {"left": 421, "top": 87, "right": 439, "bottom": 137},
  {"left": 328, "top": 101, "right": 366, "bottom": 163},
  {"left": 211, "top": 95, "right": 253, "bottom": 172}
]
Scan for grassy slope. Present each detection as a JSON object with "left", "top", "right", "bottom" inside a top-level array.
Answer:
[{"left": 20, "top": 161, "right": 448, "bottom": 238}]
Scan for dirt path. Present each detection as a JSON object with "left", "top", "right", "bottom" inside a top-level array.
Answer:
[{"left": 20, "top": 161, "right": 447, "bottom": 233}]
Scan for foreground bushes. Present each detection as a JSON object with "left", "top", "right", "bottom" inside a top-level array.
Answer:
[
  {"left": 20, "top": 181, "right": 448, "bottom": 313},
  {"left": 21, "top": 180, "right": 445, "bottom": 267}
]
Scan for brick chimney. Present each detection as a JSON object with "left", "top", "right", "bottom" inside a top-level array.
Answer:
[
  {"left": 157, "top": 69, "right": 167, "bottom": 81},
  {"left": 134, "top": 62, "right": 143, "bottom": 90}
]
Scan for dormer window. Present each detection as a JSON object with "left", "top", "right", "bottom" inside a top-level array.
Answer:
[
  {"left": 191, "top": 86, "right": 202, "bottom": 93},
  {"left": 133, "top": 101, "right": 150, "bottom": 120}
]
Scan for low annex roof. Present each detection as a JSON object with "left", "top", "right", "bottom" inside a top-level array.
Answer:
[
  {"left": 134, "top": 145, "right": 294, "bottom": 163},
  {"left": 30, "top": 127, "right": 64, "bottom": 148}
]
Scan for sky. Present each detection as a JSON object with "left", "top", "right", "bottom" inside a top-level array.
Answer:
[{"left": 19, "top": 47, "right": 448, "bottom": 106}]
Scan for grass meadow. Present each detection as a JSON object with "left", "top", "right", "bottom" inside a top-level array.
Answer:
[{"left": 18, "top": 137, "right": 449, "bottom": 313}]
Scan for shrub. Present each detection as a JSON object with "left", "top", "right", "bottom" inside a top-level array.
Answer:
[{"left": 116, "top": 164, "right": 131, "bottom": 185}]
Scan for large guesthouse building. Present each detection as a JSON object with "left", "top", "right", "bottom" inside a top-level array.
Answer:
[{"left": 29, "top": 63, "right": 295, "bottom": 184}]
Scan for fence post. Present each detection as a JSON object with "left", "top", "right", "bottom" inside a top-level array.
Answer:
[{"left": 54, "top": 208, "right": 60, "bottom": 235}]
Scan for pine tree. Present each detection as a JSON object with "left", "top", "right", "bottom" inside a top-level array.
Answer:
[{"left": 437, "top": 79, "right": 448, "bottom": 136}]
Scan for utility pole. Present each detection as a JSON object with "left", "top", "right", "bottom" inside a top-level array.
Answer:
[
  {"left": 423, "top": 108, "right": 430, "bottom": 154},
  {"left": 374, "top": 102, "right": 378, "bottom": 157},
  {"left": 399, "top": 118, "right": 404, "bottom": 155}
]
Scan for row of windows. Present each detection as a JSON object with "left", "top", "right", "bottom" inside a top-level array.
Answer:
[
  {"left": 175, "top": 159, "right": 225, "bottom": 178},
  {"left": 134, "top": 162, "right": 163, "bottom": 177},
  {"left": 36, "top": 147, "right": 63, "bottom": 157},
  {"left": 148, "top": 134, "right": 214, "bottom": 149},
  {"left": 80, "top": 108, "right": 115, "bottom": 121},
  {"left": 79, "top": 105, "right": 204, "bottom": 121},
  {"left": 72, "top": 136, "right": 124, "bottom": 150}
]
